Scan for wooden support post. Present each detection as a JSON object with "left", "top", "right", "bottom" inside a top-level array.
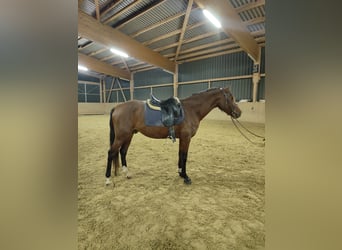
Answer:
[
  {"left": 252, "top": 64, "right": 261, "bottom": 102},
  {"left": 252, "top": 46, "right": 261, "bottom": 102},
  {"left": 173, "top": 64, "right": 179, "bottom": 97},
  {"left": 117, "top": 79, "right": 127, "bottom": 102},
  {"left": 107, "top": 77, "right": 115, "bottom": 103},
  {"left": 102, "top": 78, "right": 107, "bottom": 103},
  {"left": 84, "top": 84, "right": 87, "bottom": 103},
  {"left": 130, "top": 73, "right": 134, "bottom": 100},
  {"left": 99, "top": 77, "right": 103, "bottom": 103}
]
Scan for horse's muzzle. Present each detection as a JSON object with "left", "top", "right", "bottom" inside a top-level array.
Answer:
[{"left": 231, "top": 109, "right": 241, "bottom": 119}]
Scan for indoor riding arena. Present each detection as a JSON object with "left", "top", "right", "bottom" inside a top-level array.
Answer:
[{"left": 78, "top": 0, "right": 265, "bottom": 249}]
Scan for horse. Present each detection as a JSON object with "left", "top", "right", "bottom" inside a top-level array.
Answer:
[{"left": 105, "top": 87, "right": 241, "bottom": 186}]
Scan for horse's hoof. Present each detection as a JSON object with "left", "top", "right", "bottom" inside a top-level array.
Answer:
[
  {"left": 184, "top": 177, "right": 192, "bottom": 185},
  {"left": 179, "top": 173, "right": 186, "bottom": 178},
  {"left": 126, "top": 176, "right": 132, "bottom": 179},
  {"left": 105, "top": 178, "right": 111, "bottom": 185}
]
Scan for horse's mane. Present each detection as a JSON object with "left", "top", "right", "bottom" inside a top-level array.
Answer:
[
  {"left": 180, "top": 87, "right": 226, "bottom": 102},
  {"left": 191, "top": 87, "right": 220, "bottom": 96}
]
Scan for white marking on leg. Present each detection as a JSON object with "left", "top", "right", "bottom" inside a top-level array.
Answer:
[
  {"left": 105, "top": 178, "right": 111, "bottom": 185},
  {"left": 122, "top": 166, "right": 131, "bottom": 178},
  {"left": 178, "top": 168, "right": 182, "bottom": 173}
]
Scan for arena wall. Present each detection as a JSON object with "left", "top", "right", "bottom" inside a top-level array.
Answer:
[{"left": 78, "top": 103, "right": 115, "bottom": 115}]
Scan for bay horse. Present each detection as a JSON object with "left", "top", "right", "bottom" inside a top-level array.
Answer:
[{"left": 105, "top": 87, "right": 241, "bottom": 186}]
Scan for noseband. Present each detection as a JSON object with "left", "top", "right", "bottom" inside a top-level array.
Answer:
[{"left": 220, "top": 88, "right": 239, "bottom": 117}]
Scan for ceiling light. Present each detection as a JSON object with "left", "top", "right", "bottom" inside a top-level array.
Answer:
[
  {"left": 110, "top": 48, "right": 129, "bottom": 58},
  {"left": 78, "top": 65, "right": 88, "bottom": 71},
  {"left": 203, "top": 9, "right": 222, "bottom": 28}
]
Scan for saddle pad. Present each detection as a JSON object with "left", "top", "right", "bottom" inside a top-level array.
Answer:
[{"left": 144, "top": 102, "right": 185, "bottom": 127}]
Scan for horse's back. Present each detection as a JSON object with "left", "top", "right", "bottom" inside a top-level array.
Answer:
[
  {"left": 113, "top": 100, "right": 144, "bottom": 115},
  {"left": 112, "top": 100, "right": 145, "bottom": 128}
]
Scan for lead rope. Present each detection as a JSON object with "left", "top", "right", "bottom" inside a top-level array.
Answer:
[{"left": 231, "top": 117, "right": 265, "bottom": 147}]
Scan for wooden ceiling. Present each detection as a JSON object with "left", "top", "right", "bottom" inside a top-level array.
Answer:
[{"left": 78, "top": 0, "right": 265, "bottom": 79}]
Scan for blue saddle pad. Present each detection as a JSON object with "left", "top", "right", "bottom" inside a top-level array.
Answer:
[{"left": 144, "top": 102, "right": 185, "bottom": 127}]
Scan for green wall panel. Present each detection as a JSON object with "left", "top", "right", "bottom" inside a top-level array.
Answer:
[
  {"left": 134, "top": 68, "right": 173, "bottom": 87},
  {"left": 178, "top": 82, "right": 209, "bottom": 99},
  {"left": 178, "top": 51, "right": 254, "bottom": 82}
]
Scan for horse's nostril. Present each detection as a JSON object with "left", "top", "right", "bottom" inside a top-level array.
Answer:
[{"left": 232, "top": 110, "right": 241, "bottom": 118}]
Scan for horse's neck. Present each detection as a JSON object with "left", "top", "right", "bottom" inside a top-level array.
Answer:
[{"left": 185, "top": 91, "right": 220, "bottom": 121}]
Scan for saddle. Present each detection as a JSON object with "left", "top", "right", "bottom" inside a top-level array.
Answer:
[{"left": 145, "top": 94, "right": 184, "bottom": 142}]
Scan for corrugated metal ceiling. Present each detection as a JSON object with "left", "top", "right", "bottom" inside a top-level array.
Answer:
[
  {"left": 78, "top": 0, "right": 265, "bottom": 75},
  {"left": 135, "top": 17, "right": 184, "bottom": 43}
]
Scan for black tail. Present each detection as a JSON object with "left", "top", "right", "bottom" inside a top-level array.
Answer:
[{"left": 109, "top": 108, "right": 115, "bottom": 146}]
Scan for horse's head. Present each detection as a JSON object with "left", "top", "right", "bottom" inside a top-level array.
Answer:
[{"left": 217, "top": 88, "right": 241, "bottom": 119}]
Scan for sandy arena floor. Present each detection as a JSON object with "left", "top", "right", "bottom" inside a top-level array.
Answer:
[{"left": 78, "top": 114, "right": 265, "bottom": 250}]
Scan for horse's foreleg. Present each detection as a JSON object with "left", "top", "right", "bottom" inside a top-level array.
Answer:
[
  {"left": 178, "top": 138, "right": 192, "bottom": 185},
  {"left": 120, "top": 136, "right": 133, "bottom": 179}
]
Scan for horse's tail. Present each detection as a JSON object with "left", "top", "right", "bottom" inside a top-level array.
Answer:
[{"left": 109, "top": 108, "right": 115, "bottom": 146}]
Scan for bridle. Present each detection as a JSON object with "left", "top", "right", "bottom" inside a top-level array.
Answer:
[{"left": 220, "top": 88, "right": 239, "bottom": 118}]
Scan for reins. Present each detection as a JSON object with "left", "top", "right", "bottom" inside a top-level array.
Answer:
[
  {"left": 218, "top": 87, "right": 265, "bottom": 147},
  {"left": 231, "top": 117, "right": 265, "bottom": 147}
]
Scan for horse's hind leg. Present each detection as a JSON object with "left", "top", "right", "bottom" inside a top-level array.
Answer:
[
  {"left": 105, "top": 141, "right": 121, "bottom": 185},
  {"left": 113, "top": 151, "right": 120, "bottom": 176},
  {"left": 120, "top": 135, "right": 133, "bottom": 179},
  {"left": 106, "top": 149, "right": 114, "bottom": 185}
]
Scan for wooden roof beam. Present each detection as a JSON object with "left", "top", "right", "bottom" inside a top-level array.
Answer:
[
  {"left": 244, "top": 17, "right": 265, "bottom": 26},
  {"left": 94, "top": 0, "right": 100, "bottom": 20},
  {"left": 174, "top": 43, "right": 240, "bottom": 61},
  {"left": 178, "top": 48, "right": 243, "bottom": 64},
  {"left": 194, "top": 0, "right": 260, "bottom": 62},
  {"left": 87, "top": 47, "right": 107, "bottom": 57},
  {"left": 131, "top": 11, "right": 186, "bottom": 38},
  {"left": 143, "top": 20, "right": 207, "bottom": 46},
  {"left": 154, "top": 31, "right": 222, "bottom": 53},
  {"left": 121, "top": 58, "right": 131, "bottom": 73},
  {"left": 131, "top": 65, "right": 157, "bottom": 73},
  {"left": 100, "top": 53, "right": 117, "bottom": 62},
  {"left": 163, "top": 38, "right": 235, "bottom": 58},
  {"left": 175, "top": 0, "right": 193, "bottom": 61},
  {"left": 78, "top": 53, "right": 131, "bottom": 80},
  {"left": 180, "top": 38, "right": 234, "bottom": 54},
  {"left": 116, "top": 0, "right": 167, "bottom": 29},
  {"left": 103, "top": 0, "right": 141, "bottom": 24},
  {"left": 78, "top": 41, "right": 93, "bottom": 50},
  {"left": 251, "top": 30, "right": 265, "bottom": 37},
  {"left": 78, "top": 10, "right": 176, "bottom": 73},
  {"left": 101, "top": 0, "right": 124, "bottom": 18},
  {"left": 235, "top": 0, "right": 265, "bottom": 13}
]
